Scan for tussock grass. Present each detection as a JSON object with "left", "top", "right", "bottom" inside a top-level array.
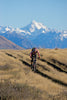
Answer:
[
  {"left": 0, "top": 80, "right": 42, "bottom": 100},
  {"left": 0, "top": 49, "right": 67, "bottom": 100}
]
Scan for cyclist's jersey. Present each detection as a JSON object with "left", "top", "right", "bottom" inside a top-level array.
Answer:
[{"left": 30, "top": 48, "right": 40, "bottom": 58}]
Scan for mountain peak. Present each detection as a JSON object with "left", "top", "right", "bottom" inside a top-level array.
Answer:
[
  {"left": 32, "top": 20, "right": 37, "bottom": 24},
  {"left": 29, "top": 20, "right": 49, "bottom": 32}
]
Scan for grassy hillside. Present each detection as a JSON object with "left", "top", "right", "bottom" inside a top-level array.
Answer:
[
  {"left": 0, "top": 48, "right": 67, "bottom": 100},
  {"left": 0, "top": 36, "right": 23, "bottom": 49}
]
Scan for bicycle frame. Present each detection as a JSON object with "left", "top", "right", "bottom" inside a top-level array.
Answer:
[{"left": 32, "top": 57, "right": 36, "bottom": 72}]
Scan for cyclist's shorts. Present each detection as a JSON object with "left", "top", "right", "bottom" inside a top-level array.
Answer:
[{"left": 31, "top": 55, "right": 36, "bottom": 62}]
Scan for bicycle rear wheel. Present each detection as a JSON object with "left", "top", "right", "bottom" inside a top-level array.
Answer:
[
  {"left": 33, "top": 59, "right": 36, "bottom": 72},
  {"left": 34, "top": 63, "right": 36, "bottom": 72},
  {"left": 32, "top": 56, "right": 36, "bottom": 72}
]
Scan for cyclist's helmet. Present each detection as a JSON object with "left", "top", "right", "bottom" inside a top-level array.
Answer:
[{"left": 32, "top": 47, "right": 36, "bottom": 52}]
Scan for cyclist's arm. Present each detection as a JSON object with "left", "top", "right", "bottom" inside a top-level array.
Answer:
[
  {"left": 37, "top": 50, "right": 40, "bottom": 58},
  {"left": 30, "top": 52, "right": 32, "bottom": 58}
]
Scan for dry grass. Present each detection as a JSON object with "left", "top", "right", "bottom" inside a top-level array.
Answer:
[
  {"left": 0, "top": 80, "right": 42, "bottom": 100},
  {"left": 0, "top": 49, "right": 67, "bottom": 100}
]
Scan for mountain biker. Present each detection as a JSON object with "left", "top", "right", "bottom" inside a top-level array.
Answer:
[{"left": 30, "top": 47, "right": 40, "bottom": 67}]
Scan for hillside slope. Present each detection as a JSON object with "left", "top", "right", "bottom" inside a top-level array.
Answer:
[
  {"left": 0, "top": 36, "right": 23, "bottom": 49},
  {"left": 0, "top": 49, "right": 67, "bottom": 100}
]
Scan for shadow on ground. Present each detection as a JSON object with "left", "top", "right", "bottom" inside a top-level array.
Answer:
[{"left": 20, "top": 59, "right": 67, "bottom": 87}]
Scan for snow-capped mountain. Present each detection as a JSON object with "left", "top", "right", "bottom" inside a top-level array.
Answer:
[
  {"left": 0, "top": 21, "right": 67, "bottom": 49},
  {"left": 0, "top": 26, "right": 15, "bottom": 33},
  {"left": 21, "top": 20, "right": 50, "bottom": 39},
  {"left": 22, "top": 20, "right": 49, "bottom": 32}
]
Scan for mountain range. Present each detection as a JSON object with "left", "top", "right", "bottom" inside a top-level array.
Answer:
[{"left": 0, "top": 20, "right": 67, "bottom": 49}]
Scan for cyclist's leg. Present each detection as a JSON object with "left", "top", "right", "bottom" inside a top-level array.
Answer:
[
  {"left": 31, "top": 56, "right": 33, "bottom": 65},
  {"left": 31, "top": 57, "right": 33, "bottom": 69},
  {"left": 35, "top": 55, "right": 36, "bottom": 65},
  {"left": 34, "top": 55, "right": 36, "bottom": 72}
]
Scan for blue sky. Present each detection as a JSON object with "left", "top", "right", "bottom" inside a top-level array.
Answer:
[{"left": 0, "top": 0, "right": 67, "bottom": 31}]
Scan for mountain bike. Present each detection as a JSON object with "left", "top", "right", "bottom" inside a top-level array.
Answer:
[{"left": 32, "top": 57, "right": 36, "bottom": 72}]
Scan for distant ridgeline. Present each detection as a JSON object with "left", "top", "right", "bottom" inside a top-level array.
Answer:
[
  {"left": 0, "top": 36, "right": 23, "bottom": 49},
  {"left": 0, "top": 21, "right": 67, "bottom": 49}
]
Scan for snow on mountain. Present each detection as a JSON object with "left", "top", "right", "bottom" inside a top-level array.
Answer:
[
  {"left": 60, "top": 32, "right": 67, "bottom": 40},
  {"left": 5, "top": 26, "right": 15, "bottom": 32},
  {"left": 0, "top": 26, "right": 2, "bottom": 30},
  {"left": 0, "top": 26, "right": 34, "bottom": 49},
  {"left": 63, "top": 31, "right": 67, "bottom": 38},
  {"left": 15, "top": 28, "right": 31, "bottom": 35},
  {"left": 0, "top": 21, "right": 67, "bottom": 49},
  {"left": 22, "top": 20, "right": 49, "bottom": 33},
  {"left": 0, "top": 26, "right": 6, "bottom": 33},
  {"left": 0, "top": 26, "right": 15, "bottom": 33},
  {"left": 29, "top": 20, "right": 49, "bottom": 32},
  {"left": 15, "top": 28, "right": 25, "bottom": 33},
  {"left": 64, "top": 30, "right": 67, "bottom": 34},
  {"left": 63, "top": 34, "right": 67, "bottom": 37},
  {"left": 0, "top": 21, "right": 67, "bottom": 39},
  {"left": 20, "top": 20, "right": 50, "bottom": 39}
]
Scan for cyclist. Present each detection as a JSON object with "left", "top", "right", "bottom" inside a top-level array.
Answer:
[{"left": 30, "top": 47, "right": 40, "bottom": 67}]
